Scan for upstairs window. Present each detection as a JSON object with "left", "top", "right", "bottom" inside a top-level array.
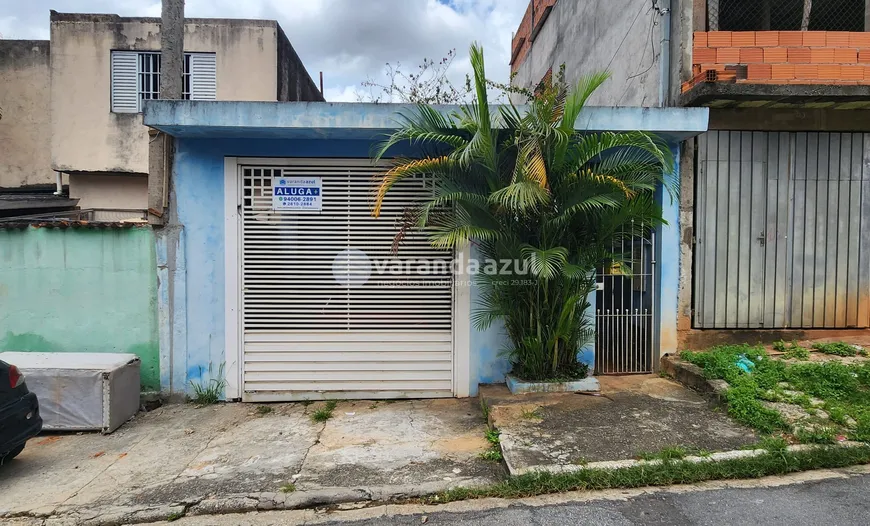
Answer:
[
  {"left": 708, "top": 0, "right": 866, "bottom": 32},
  {"left": 111, "top": 51, "right": 216, "bottom": 113}
]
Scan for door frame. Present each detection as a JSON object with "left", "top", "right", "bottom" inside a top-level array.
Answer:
[{"left": 222, "top": 156, "right": 472, "bottom": 400}]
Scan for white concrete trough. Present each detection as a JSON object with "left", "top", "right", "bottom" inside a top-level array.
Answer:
[
  {"left": 0, "top": 352, "right": 140, "bottom": 433},
  {"left": 505, "top": 373, "right": 600, "bottom": 394}
]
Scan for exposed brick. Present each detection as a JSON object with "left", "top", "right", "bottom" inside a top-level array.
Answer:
[
  {"left": 817, "top": 64, "right": 842, "bottom": 79},
  {"left": 849, "top": 33, "right": 870, "bottom": 48},
  {"left": 755, "top": 32, "right": 779, "bottom": 47},
  {"left": 841, "top": 64, "right": 865, "bottom": 80},
  {"left": 747, "top": 63, "right": 772, "bottom": 80},
  {"left": 826, "top": 32, "right": 851, "bottom": 47},
  {"left": 740, "top": 48, "right": 764, "bottom": 63},
  {"left": 793, "top": 64, "right": 819, "bottom": 79},
  {"left": 764, "top": 47, "right": 788, "bottom": 63},
  {"left": 707, "top": 31, "right": 732, "bottom": 47},
  {"left": 859, "top": 49, "right": 870, "bottom": 63},
  {"left": 834, "top": 48, "right": 858, "bottom": 63},
  {"left": 787, "top": 47, "right": 812, "bottom": 63},
  {"left": 732, "top": 32, "right": 756, "bottom": 47},
  {"left": 717, "top": 47, "right": 740, "bottom": 63},
  {"left": 771, "top": 64, "right": 796, "bottom": 79},
  {"left": 779, "top": 32, "right": 804, "bottom": 46},
  {"left": 803, "top": 31, "right": 826, "bottom": 46},
  {"left": 693, "top": 47, "right": 717, "bottom": 64},
  {"left": 694, "top": 32, "right": 708, "bottom": 47},
  {"left": 810, "top": 48, "right": 836, "bottom": 63}
]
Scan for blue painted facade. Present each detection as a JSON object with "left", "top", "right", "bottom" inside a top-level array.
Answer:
[{"left": 145, "top": 101, "right": 707, "bottom": 397}]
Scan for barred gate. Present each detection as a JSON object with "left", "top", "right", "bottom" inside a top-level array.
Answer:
[{"left": 596, "top": 228, "right": 657, "bottom": 374}]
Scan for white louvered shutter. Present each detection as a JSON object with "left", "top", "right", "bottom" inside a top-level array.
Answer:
[
  {"left": 239, "top": 159, "right": 455, "bottom": 401},
  {"left": 110, "top": 51, "right": 139, "bottom": 113},
  {"left": 189, "top": 53, "right": 217, "bottom": 100}
]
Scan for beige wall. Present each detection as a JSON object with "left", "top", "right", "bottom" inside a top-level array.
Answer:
[
  {"left": 69, "top": 173, "right": 148, "bottom": 210},
  {"left": 0, "top": 40, "right": 52, "bottom": 188},
  {"left": 50, "top": 15, "right": 279, "bottom": 175}
]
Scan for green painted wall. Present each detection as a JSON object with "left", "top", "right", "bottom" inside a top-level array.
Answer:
[{"left": 0, "top": 226, "right": 159, "bottom": 391}]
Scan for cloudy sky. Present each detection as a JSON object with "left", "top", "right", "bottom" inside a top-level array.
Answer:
[{"left": 0, "top": 0, "right": 526, "bottom": 101}]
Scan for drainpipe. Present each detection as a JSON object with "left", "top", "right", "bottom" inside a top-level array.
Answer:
[
  {"left": 658, "top": 0, "right": 672, "bottom": 107},
  {"left": 53, "top": 171, "right": 62, "bottom": 196}
]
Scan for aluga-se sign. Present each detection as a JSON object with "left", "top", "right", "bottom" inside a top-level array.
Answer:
[{"left": 272, "top": 176, "right": 322, "bottom": 211}]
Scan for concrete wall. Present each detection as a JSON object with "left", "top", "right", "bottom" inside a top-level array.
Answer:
[
  {"left": 50, "top": 13, "right": 282, "bottom": 176},
  {"left": 276, "top": 25, "right": 324, "bottom": 102},
  {"left": 0, "top": 226, "right": 160, "bottom": 391},
  {"left": 69, "top": 173, "right": 149, "bottom": 210},
  {"left": 511, "top": 0, "right": 663, "bottom": 106},
  {"left": 0, "top": 40, "right": 52, "bottom": 189}
]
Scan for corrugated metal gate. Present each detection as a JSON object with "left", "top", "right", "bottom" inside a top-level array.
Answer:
[
  {"left": 596, "top": 227, "right": 657, "bottom": 374},
  {"left": 695, "top": 131, "right": 870, "bottom": 329},
  {"left": 239, "top": 159, "right": 454, "bottom": 401}
]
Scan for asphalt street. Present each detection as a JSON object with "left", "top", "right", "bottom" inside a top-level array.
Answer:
[{"left": 318, "top": 473, "right": 870, "bottom": 526}]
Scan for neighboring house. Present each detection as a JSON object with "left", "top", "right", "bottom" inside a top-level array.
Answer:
[
  {"left": 0, "top": 11, "right": 323, "bottom": 220},
  {"left": 510, "top": 0, "right": 870, "bottom": 371},
  {"left": 0, "top": 40, "right": 79, "bottom": 217}
]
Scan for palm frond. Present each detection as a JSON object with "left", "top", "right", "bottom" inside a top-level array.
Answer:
[
  {"left": 372, "top": 156, "right": 452, "bottom": 217},
  {"left": 520, "top": 245, "right": 568, "bottom": 280}
]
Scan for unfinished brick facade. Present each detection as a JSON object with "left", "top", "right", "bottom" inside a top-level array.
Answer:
[{"left": 685, "top": 31, "right": 870, "bottom": 91}]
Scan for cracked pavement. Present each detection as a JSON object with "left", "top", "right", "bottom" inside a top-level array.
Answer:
[{"left": 0, "top": 399, "right": 503, "bottom": 524}]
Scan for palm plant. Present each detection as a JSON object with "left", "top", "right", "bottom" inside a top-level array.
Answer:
[{"left": 372, "top": 44, "right": 674, "bottom": 381}]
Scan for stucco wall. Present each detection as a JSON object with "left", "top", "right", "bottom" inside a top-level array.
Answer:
[
  {"left": 511, "top": 0, "right": 663, "bottom": 107},
  {"left": 69, "top": 173, "right": 148, "bottom": 210},
  {"left": 0, "top": 40, "right": 52, "bottom": 189},
  {"left": 50, "top": 13, "right": 281, "bottom": 175},
  {"left": 0, "top": 226, "right": 160, "bottom": 391}
]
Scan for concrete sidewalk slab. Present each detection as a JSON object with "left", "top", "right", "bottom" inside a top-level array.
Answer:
[
  {"left": 0, "top": 398, "right": 503, "bottom": 524},
  {"left": 482, "top": 375, "right": 757, "bottom": 475}
]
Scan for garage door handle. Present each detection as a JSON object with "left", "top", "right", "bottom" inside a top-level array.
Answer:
[{"left": 757, "top": 231, "right": 765, "bottom": 246}]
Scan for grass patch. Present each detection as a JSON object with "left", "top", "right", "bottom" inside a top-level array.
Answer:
[
  {"left": 637, "top": 446, "right": 688, "bottom": 461},
  {"left": 189, "top": 363, "right": 227, "bottom": 405},
  {"left": 280, "top": 483, "right": 296, "bottom": 493},
  {"left": 681, "top": 344, "right": 870, "bottom": 442},
  {"left": 256, "top": 405, "right": 273, "bottom": 415},
  {"left": 427, "top": 445, "right": 870, "bottom": 504},
  {"left": 795, "top": 426, "right": 838, "bottom": 444},
  {"left": 812, "top": 342, "right": 860, "bottom": 357},
  {"left": 310, "top": 400, "right": 338, "bottom": 423}
]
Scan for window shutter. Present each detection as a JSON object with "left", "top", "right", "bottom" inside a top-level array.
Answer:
[
  {"left": 189, "top": 53, "right": 217, "bottom": 100},
  {"left": 111, "top": 51, "right": 139, "bottom": 113}
]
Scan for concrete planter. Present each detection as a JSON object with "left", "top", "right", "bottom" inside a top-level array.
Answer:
[{"left": 505, "top": 373, "right": 600, "bottom": 394}]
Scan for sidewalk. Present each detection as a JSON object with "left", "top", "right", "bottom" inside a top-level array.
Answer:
[{"left": 0, "top": 399, "right": 502, "bottom": 525}]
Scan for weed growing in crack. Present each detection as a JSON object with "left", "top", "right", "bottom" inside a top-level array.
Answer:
[
  {"left": 188, "top": 363, "right": 227, "bottom": 405},
  {"left": 166, "top": 511, "right": 184, "bottom": 522},
  {"left": 480, "top": 423, "right": 503, "bottom": 462},
  {"left": 256, "top": 405, "right": 273, "bottom": 415},
  {"left": 311, "top": 400, "right": 338, "bottom": 423},
  {"left": 520, "top": 407, "right": 543, "bottom": 420},
  {"left": 636, "top": 446, "right": 687, "bottom": 462},
  {"left": 480, "top": 448, "right": 503, "bottom": 462},
  {"left": 280, "top": 483, "right": 297, "bottom": 493}
]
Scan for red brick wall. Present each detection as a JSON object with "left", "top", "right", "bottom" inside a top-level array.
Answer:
[
  {"left": 687, "top": 31, "right": 870, "bottom": 90},
  {"left": 510, "top": 0, "right": 558, "bottom": 72}
]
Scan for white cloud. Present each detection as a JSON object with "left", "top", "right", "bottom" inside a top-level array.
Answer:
[{"left": 1, "top": 0, "right": 526, "bottom": 102}]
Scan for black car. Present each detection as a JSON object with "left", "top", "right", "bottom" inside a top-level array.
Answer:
[{"left": 0, "top": 360, "right": 42, "bottom": 464}]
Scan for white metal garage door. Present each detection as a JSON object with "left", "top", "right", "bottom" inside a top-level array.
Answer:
[{"left": 239, "top": 159, "right": 454, "bottom": 401}]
